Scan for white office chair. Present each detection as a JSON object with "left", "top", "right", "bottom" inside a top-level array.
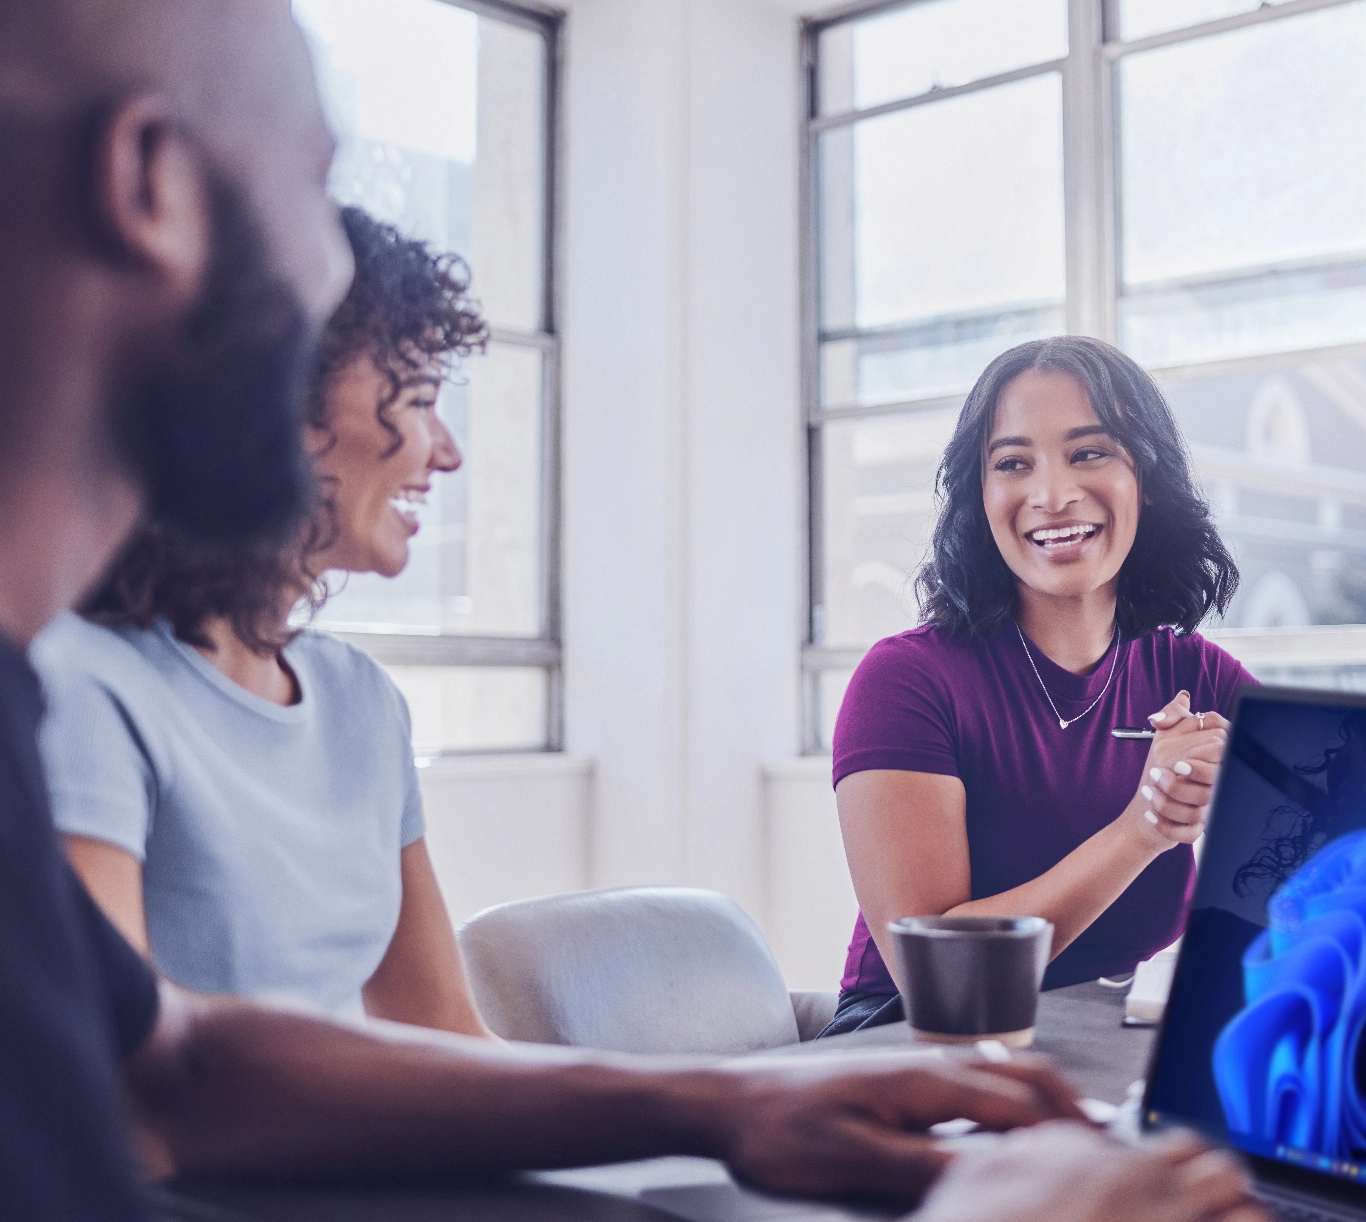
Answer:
[{"left": 457, "top": 886, "right": 838, "bottom": 1054}]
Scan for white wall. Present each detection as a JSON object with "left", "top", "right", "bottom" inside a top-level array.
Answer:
[
  {"left": 557, "top": 0, "right": 692, "bottom": 890},
  {"left": 421, "top": 0, "right": 855, "bottom": 990},
  {"left": 681, "top": 0, "right": 807, "bottom": 916},
  {"left": 763, "top": 758, "right": 860, "bottom": 990},
  {"left": 421, "top": 754, "right": 593, "bottom": 923},
  {"left": 419, "top": 750, "right": 858, "bottom": 990},
  {"left": 559, "top": 0, "right": 806, "bottom": 920}
]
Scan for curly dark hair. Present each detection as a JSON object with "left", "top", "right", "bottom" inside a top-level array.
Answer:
[
  {"left": 915, "top": 335, "right": 1239, "bottom": 638},
  {"left": 82, "top": 206, "right": 489, "bottom": 655},
  {"left": 310, "top": 205, "right": 489, "bottom": 450}
]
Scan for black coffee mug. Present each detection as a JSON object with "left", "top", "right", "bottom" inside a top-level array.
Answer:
[{"left": 888, "top": 915, "right": 1053, "bottom": 1047}]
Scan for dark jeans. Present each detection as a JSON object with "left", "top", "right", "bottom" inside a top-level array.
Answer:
[
  {"left": 818, "top": 968, "right": 1130, "bottom": 1038},
  {"left": 815, "top": 988, "right": 904, "bottom": 1038}
]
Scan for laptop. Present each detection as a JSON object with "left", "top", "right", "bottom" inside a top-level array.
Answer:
[{"left": 1144, "top": 684, "right": 1366, "bottom": 1221}]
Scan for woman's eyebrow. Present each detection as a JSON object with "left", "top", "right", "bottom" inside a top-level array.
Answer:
[
  {"left": 987, "top": 424, "right": 1113, "bottom": 455},
  {"left": 402, "top": 373, "right": 444, "bottom": 390}
]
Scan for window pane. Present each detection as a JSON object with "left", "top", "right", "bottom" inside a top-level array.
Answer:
[
  {"left": 817, "top": 0, "right": 1067, "bottom": 116},
  {"left": 1118, "top": 3, "right": 1366, "bottom": 365},
  {"left": 816, "top": 669, "right": 855, "bottom": 751},
  {"left": 294, "top": 0, "right": 547, "bottom": 332},
  {"left": 1118, "top": 0, "right": 1300, "bottom": 42},
  {"left": 388, "top": 666, "right": 548, "bottom": 753},
  {"left": 819, "top": 308, "right": 1064, "bottom": 409},
  {"left": 820, "top": 74, "right": 1065, "bottom": 334},
  {"left": 1120, "top": 264, "right": 1366, "bottom": 370},
  {"left": 1235, "top": 659, "right": 1366, "bottom": 691},
  {"left": 1159, "top": 357, "right": 1366, "bottom": 630},
  {"left": 316, "top": 341, "right": 544, "bottom": 636},
  {"left": 817, "top": 408, "right": 959, "bottom": 649},
  {"left": 469, "top": 19, "right": 548, "bottom": 332},
  {"left": 1120, "top": 4, "right": 1366, "bottom": 285}
]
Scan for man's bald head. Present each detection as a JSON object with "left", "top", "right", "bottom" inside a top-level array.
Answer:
[
  {"left": 0, "top": 0, "right": 290, "bottom": 122},
  {"left": 0, "top": 0, "right": 351, "bottom": 569},
  {"left": 0, "top": 0, "right": 343, "bottom": 307}
]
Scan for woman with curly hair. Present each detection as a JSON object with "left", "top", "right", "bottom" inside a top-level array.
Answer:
[
  {"left": 821, "top": 336, "right": 1257, "bottom": 1036},
  {"left": 32, "top": 207, "right": 495, "bottom": 1036}
]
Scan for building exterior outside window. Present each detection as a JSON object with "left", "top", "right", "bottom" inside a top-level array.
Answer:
[
  {"left": 804, "top": 0, "right": 1366, "bottom": 750},
  {"left": 292, "top": 0, "right": 561, "bottom": 754}
]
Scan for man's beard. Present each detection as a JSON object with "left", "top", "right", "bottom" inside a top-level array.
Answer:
[{"left": 112, "top": 172, "right": 318, "bottom": 546}]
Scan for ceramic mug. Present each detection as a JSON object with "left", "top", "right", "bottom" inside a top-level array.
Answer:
[{"left": 888, "top": 915, "right": 1053, "bottom": 1048}]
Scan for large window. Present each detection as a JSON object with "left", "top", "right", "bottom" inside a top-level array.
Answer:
[
  {"left": 803, "top": 0, "right": 1366, "bottom": 751},
  {"left": 293, "top": 0, "right": 561, "bottom": 753}
]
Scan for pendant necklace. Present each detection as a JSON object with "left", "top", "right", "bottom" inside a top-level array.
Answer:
[{"left": 1016, "top": 622, "right": 1120, "bottom": 730}]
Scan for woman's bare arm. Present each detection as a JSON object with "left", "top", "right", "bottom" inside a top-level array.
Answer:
[
  {"left": 839, "top": 768, "right": 1169, "bottom": 981},
  {"left": 837, "top": 770, "right": 973, "bottom": 987},
  {"left": 837, "top": 694, "right": 1228, "bottom": 987},
  {"left": 362, "top": 838, "right": 495, "bottom": 1038},
  {"left": 67, "top": 830, "right": 495, "bottom": 1037},
  {"left": 63, "top": 835, "right": 150, "bottom": 955}
]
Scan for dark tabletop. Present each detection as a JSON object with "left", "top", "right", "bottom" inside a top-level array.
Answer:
[
  {"left": 164, "top": 982, "right": 1156, "bottom": 1222},
  {"left": 774, "top": 978, "right": 1156, "bottom": 1106}
]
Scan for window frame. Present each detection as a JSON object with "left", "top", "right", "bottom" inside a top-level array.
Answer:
[
  {"left": 799, "top": 0, "right": 1366, "bottom": 753},
  {"left": 332, "top": 0, "right": 566, "bottom": 754}
]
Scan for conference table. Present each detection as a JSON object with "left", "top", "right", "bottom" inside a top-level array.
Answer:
[{"left": 163, "top": 981, "right": 1156, "bottom": 1222}]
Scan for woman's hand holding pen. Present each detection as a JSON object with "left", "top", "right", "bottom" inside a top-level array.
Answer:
[{"left": 1126, "top": 691, "right": 1230, "bottom": 851}]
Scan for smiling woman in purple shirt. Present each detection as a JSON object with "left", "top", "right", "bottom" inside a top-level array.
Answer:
[{"left": 822, "top": 336, "right": 1257, "bottom": 1036}]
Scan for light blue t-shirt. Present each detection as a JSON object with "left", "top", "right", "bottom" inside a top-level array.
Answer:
[{"left": 31, "top": 613, "right": 425, "bottom": 1015}]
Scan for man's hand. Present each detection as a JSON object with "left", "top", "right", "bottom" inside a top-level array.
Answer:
[
  {"left": 714, "top": 1055, "right": 1087, "bottom": 1202},
  {"left": 915, "top": 1122, "right": 1269, "bottom": 1222}
]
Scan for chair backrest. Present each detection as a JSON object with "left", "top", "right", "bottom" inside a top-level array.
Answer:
[{"left": 457, "top": 886, "right": 801, "bottom": 1054}]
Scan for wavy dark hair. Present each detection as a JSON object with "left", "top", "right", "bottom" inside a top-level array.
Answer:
[
  {"left": 82, "top": 206, "right": 489, "bottom": 655},
  {"left": 914, "top": 335, "right": 1238, "bottom": 638}
]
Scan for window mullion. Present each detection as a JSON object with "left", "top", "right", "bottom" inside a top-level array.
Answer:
[{"left": 1063, "top": 0, "right": 1117, "bottom": 342}]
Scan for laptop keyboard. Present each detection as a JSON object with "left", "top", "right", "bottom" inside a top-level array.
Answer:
[{"left": 1260, "top": 1191, "right": 1363, "bottom": 1222}]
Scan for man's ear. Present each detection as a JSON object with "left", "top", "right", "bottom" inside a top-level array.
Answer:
[{"left": 90, "top": 94, "right": 211, "bottom": 301}]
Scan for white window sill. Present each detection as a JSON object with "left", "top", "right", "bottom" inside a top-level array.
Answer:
[
  {"left": 415, "top": 753, "right": 594, "bottom": 781},
  {"left": 761, "top": 757, "right": 833, "bottom": 781}
]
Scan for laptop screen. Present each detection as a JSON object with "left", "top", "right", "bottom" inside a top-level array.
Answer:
[{"left": 1145, "top": 686, "right": 1366, "bottom": 1191}]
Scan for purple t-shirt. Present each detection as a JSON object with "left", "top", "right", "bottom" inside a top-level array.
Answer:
[{"left": 834, "top": 619, "right": 1256, "bottom": 994}]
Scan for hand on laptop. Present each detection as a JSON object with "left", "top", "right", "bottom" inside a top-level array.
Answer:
[
  {"left": 1132, "top": 691, "right": 1231, "bottom": 849},
  {"left": 719, "top": 1054, "right": 1087, "bottom": 1202},
  {"left": 913, "top": 1122, "right": 1269, "bottom": 1222}
]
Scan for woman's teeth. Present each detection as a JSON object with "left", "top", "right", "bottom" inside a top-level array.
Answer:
[
  {"left": 1029, "top": 524, "right": 1098, "bottom": 548},
  {"left": 389, "top": 490, "right": 428, "bottom": 519}
]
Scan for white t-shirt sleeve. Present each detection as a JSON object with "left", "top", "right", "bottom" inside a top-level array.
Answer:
[
  {"left": 39, "top": 666, "right": 156, "bottom": 863},
  {"left": 388, "top": 678, "right": 426, "bottom": 849}
]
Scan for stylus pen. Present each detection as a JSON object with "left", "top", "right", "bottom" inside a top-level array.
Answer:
[{"left": 1111, "top": 726, "right": 1156, "bottom": 740}]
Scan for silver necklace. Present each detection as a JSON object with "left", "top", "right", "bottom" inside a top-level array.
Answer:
[{"left": 1016, "top": 623, "right": 1120, "bottom": 730}]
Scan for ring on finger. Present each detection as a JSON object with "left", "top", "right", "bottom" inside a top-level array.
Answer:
[{"left": 1196, "top": 711, "right": 1206, "bottom": 730}]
